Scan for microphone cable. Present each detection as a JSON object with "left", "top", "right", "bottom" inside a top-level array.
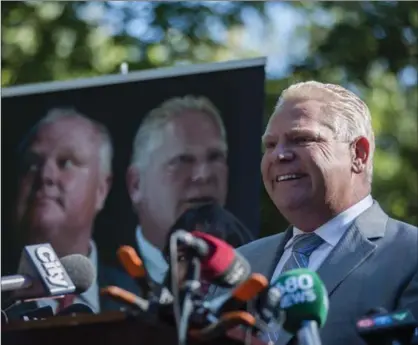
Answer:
[
  {"left": 179, "top": 257, "right": 201, "bottom": 345},
  {"left": 170, "top": 231, "right": 203, "bottom": 345},
  {"left": 169, "top": 232, "right": 183, "bottom": 345},
  {"left": 2, "top": 309, "right": 9, "bottom": 325}
]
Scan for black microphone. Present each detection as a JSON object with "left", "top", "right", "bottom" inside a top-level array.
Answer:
[
  {"left": 365, "top": 307, "right": 389, "bottom": 316},
  {"left": 357, "top": 307, "right": 417, "bottom": 345},
  {"left": 166, "top": 202, "right": 254, "bottom": 249},
  {"left": 56, "top": 303, "right": 94, "bottom": 316},
  {"left": 19, "top": 305, "right": 54, "bottom": 321},
  {"left": 19, "top": 303, "right": 94, "bottom": 321}
]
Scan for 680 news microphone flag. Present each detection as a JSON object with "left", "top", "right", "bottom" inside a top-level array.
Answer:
[{"left": 271, "top": 268, "right": 329, "bottom": 345}]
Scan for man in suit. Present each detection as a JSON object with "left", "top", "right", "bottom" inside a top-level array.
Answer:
[
  {"left": 126, "top": 95, "right": 233, "bottom": 285},
  {"left": 7, "top": 108, "right": 136, "bottom": 317},
  {"left": 240, "top": 81, "right": 417, "bottom": 345}
]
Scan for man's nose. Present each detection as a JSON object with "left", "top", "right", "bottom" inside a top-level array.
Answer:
[
  {"left": 36, "top": 160, "right": 58, "bottom": 186},
  {"left": 273, "top": 144, "right": 295, "bottom": 162},
  {"left": 191, "top": 162, "right": 213, "bottom": 183}
]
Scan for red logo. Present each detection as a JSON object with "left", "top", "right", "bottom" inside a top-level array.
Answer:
[{"left": 357, "top": 318, "right": 375, "bottom": 328}]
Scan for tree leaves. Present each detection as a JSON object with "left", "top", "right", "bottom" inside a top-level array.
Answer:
[{"left": 2, "top": 1, "right": 416, "bottom": 234}]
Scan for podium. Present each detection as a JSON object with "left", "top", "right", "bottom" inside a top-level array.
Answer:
[{"left": 2, "top": 311, "right": 267, "bottom": 345}]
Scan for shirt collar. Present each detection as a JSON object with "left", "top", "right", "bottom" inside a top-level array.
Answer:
[
  {"left": 287, "top": 194, "right": 373, "bottom": 249},
  {"left": 78, "top": 240, "right": 100, "bottom": 313},
  {"left": 88, "top": 239, "right": 98, "bottom": 268},
  {"left": 135, "top": 225, "right": 168, "bottom": 284}
]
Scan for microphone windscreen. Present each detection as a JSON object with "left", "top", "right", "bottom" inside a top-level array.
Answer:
[
  {"left": 60, "top": 254, "right": 96, "bottom": 294},
  {"left": 192, "top": 231, "right": 251, "bottom": 287},
  {"left": 167, "top": 202, "right": 254, "bottom": 249},
  {"left": 272, "top": 268, "right": 329, "bottom": 334}
]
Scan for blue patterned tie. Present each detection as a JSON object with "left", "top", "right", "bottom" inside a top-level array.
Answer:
[
  {"left": 261, "top": 233, "right": 324, "bottom": 344},
  {"left": 281, "top": 233, "right": 325, "bottom": 272}
]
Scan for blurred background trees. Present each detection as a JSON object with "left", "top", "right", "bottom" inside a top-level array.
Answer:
[{"left": 2, "top": 1, "right": 417, "bottom": 236}]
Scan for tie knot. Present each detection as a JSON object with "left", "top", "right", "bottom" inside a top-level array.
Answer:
[{"left": 292, "top": 233, "right": 324, "bottom": 257}]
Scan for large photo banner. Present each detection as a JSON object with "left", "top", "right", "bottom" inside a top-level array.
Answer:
[{"left": 2, "top": 58, "right": 266, "bottom": 277}]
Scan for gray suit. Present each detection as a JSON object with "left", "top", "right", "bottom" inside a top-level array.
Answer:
[{"left": 237, "top": 201, "right": 418, "bottom": 345}]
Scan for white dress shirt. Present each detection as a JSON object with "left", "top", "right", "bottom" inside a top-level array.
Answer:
[
  {"left": 37, "top": 240, "right": 100, "bottom": 313},
  {"left": 270, "top": 194, "right": 373, "bottom": 283},
  {"left": 135, "top": 226, "right": 169, "bottom": 284}
]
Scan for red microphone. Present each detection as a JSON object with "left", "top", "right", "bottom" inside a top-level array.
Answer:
[{"left": 173, "top": 230, "right": 251, "bottom": 288}]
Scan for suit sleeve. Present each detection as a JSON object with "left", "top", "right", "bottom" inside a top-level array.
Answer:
[{"left": 396, "top": 251, "right": 418, "bottom": 318}]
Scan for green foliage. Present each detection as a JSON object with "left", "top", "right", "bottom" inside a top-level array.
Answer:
[
  {"left": 261, "top": 2, "right": 418, "bottom": 235},
  {"left": 2, "top": 1, "right": 416, "bottom": 236},
  {"left": 1, "top": 1, "right": 265, "bottom": 85}
]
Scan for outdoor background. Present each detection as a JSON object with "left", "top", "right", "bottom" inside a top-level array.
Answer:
[{"left": 2, "top": 1, "right": 417, "bottom": 237}]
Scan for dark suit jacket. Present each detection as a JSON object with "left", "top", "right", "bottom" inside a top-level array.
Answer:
[{"left": 232, "top": 201, "right": 418, "bottom": 345}]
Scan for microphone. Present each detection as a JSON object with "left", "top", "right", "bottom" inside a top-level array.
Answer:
[
  {"left": 56, "top": 303, "right": 94, "bottom": 316},
  {"left": 58, "top": 254, "right": 96, "bottom": 294},
  {"left": 3, "top": 253, "right": 96, "bottom": 320},
  {"left": 116, "top": 245, "right": 153, "bottom": 299},
  {"left": 168, "top": 202, "right": 255, "bottom": 248},
  {"left": 172, "top": 230, "right": 251, "bottom": 288},
  {"left": 356, "top": 308, "right": 417, "bottom": 345},
  {"left": 166, "top": 231, "right": 251, "bottom": 345},
  {"left": 189, "top": 311, "right": 257, "bottom": 340},
  {"left": 272, "top": 268, "right": 329, "bottom": 345},
  {"left": 19, "top": 305, "right": 54, "bottom": 321},
  {"left": 203, "top": 273, "right": 269, "bottom": 316},
  {"left": 19, "top": 303, "right": 94, "bottom": 321},
  {"left": 117, "top": 246, "right": 146, "bottom": 278},
  {"left": 258, "top": 285, "right": 283, "bottom": 324},
  {"left": 101, "top": 286, "right": 150, "bottom": 312},
  {"left": 116, "top": 245, "right": 173, "bottom": 305},
  {"left": 2, "top": 244, "right": 77, "bottom": 297}
]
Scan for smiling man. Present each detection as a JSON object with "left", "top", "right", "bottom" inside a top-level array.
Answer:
[
  {"left": 126, "top": 96, "right": 229, "bottom": 284},
  {"left": 235, "top": 81, "right": 418, "bottom": 345}
]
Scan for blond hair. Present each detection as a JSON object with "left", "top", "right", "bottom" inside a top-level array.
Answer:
[
  {"left": 131, "top": 95, "right": 227, "bottom": 170},
  {"left": 274, "top": 81, "right": 375, "bottom": 183},
  {"left": 37, "top": 108, "right": 113, "bottom": 175}
]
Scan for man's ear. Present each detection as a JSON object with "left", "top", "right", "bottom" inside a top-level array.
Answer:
[
  {"left": 95, "top": 174, "right": 112, "bottom": 211},
  {"left": 352, "top": 136, "right": 370, "bottom": 174},
  {"left": 126, "top": 165, "right": 142, "bottom": 205}
]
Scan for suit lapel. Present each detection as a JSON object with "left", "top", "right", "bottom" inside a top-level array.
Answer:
[
  {"left": 248, "top": 228, "right": 293, "bottom": 280},
  {"left": 317, "top": 201, "right": 388, "bottom": 297},
  {"left": 275, "top": 202, "right": 388, "bottom": 345}
]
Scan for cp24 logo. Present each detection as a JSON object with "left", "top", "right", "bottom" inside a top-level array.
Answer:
[{"left": 276, "top": 274, "right": 317, "bottom": 308}]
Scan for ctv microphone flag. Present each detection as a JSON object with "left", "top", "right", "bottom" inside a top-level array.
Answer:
[{"left": 15, "top": 243, "right": 76, "bottom": 296}]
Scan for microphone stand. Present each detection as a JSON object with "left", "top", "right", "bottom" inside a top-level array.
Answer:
[
  {"left": 178, "top": 256, "right": 201, "bottom": 345},
  {"left": 297, "top": 320, "right": 322, "bottom": 345}
]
